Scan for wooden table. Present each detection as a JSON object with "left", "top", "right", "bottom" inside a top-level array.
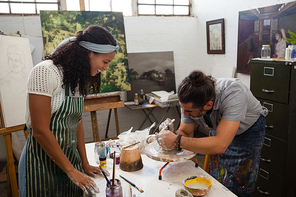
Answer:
[{"left": 85, "top": 142, "right": 237, "bottom": 197}]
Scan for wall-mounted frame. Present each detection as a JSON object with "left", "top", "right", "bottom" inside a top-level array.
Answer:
[{"left": 206, "top": 18, "right": 225, "bottom": 54}]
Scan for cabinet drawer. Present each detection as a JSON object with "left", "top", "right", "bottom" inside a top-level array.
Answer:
[
  {"left": 260, "top": 135, "right": 286, "bottom": 177},
  {"left": 258, "top": 99, "right": 289, "bottom": 141},
  {"left": 251, "top": 62, "right": 291, "bottom": 104},
  {"left": 253, "top": 169, "right": 283, "bottom": 197}
]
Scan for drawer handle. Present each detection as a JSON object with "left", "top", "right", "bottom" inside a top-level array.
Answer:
[
  {"left": 260, "top": 157, "right": 271, "bottom": 163},
  {"left": 265, "top": 125, "right": 273, "bottom": 129},
  {"left": 257, "top": 187, "right": 269, "bottom": 195},
  {"left": 262, "top": 89, "right": 274, "bottom": 93}
]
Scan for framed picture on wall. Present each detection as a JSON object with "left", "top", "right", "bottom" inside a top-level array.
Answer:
[{"left": 206, "top": 18, "right": 225, "bottom": 54}]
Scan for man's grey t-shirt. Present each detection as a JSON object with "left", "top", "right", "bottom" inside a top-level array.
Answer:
[{"left": 181, "top": 78, "right": 268, "bottom": 135}]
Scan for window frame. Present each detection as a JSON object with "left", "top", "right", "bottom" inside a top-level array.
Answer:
[
  {"left": 0, "top": 0, "right": 61, "bottom": 16},
  {"left": 137, "top": 0, "right": 192, "bottom": 16}
]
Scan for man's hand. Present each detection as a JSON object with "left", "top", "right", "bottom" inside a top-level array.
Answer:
[{"left": 156, "top": 129, "right": 177, "bottom": 150}]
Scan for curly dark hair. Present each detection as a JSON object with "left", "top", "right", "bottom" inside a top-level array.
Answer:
[
  {"left": 178, "top": 70, "right": 216, "bottom": 108},
  {"left": 44, "top": 25, "right": 117, "bottom": 96}
]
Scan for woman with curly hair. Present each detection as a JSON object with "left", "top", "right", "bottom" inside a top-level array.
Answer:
[{"left": 18, "top": 25, "right": 119, "bottom": 197}]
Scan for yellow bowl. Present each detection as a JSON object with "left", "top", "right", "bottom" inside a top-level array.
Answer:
[{"left": 183, "top": 175, "right": 213, "bottom": 197}]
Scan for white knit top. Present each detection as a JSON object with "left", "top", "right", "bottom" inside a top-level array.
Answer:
[{"left": 25, "top": 60, "right": 82, "bottom": 129}]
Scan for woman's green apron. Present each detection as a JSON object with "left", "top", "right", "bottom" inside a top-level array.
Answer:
[{"left": 25, "top": 85, "right": 84, "bottom": 197}]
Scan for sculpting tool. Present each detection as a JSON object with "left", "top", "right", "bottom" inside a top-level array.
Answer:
[
  {"left": 99, "top": 166, "right": 111, "bottom": 186},
  {"left": 119, "top": 175, "right": 144, "bottom": 193},
  {"left": 123, "top": 141, "right": 140, "bottom": 149}
]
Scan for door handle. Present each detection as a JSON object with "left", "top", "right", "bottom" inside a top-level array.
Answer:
[
  {"left": 260, "top": 157, "right": 271, "bottom": 163},
  {"left": 262, "top": 89, "right": 274, "bottom": 93},
  {"left": 265, "top": 125, "right": 273, "bottom": 129},
  {"left": 257, "top": 187, "right": 269, "bottom": 195}
]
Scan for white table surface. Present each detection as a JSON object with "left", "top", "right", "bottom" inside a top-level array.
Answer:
[{"left": 86, "top": 142, "right": 237, "bottom": 197}]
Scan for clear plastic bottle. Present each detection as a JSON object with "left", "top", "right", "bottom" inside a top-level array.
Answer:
[
  {"left": 134, "top": 93, "right": 139, "bottom": 105},
  {"left": 261, "top": 45, "right": 271, "bottom": 59},
  {"left": 139, "top": 89, "right": 145, "bottom": 105},
  {"left": 291, "top": 44, "right": 296, "bottom": 60},
  {"left": 285, "top": 43, "right": 292, "bottom": 60}
]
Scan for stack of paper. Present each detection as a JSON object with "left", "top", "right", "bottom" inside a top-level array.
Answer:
[{"left": 151, "top": 91, "right": 177, "bottom": 102}]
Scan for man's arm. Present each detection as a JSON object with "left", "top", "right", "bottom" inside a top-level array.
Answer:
[
  {"left": 180, "top": 119, "right": 240, "bottom": 154},
  {"left": 158, "top": 119, "right": 239, "bottom": 155},
  {"left": 175, "top": 122, "right": 195, "bottom": 137}
]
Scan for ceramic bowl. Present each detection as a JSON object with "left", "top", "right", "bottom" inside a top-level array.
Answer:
[{"left": 183, "top": 175, "right": 213, "bottom": 197}]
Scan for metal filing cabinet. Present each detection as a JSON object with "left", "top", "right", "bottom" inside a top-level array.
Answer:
[{"left": 250, "top": 59, "right": 296, "bottom": 197}]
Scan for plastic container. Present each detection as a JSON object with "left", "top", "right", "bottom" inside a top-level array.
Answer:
[
  {"left": 261, "top": 45, "right": 271, "bottom": 59},
  {"left": 285, "top": 43, "right": 292, "bottom": 60},
  {"left": 291, "top": 44, "right": 296, "bottom": 60},
  {"left": 94, "top": 141, "right": 106, "bottom": 164}
]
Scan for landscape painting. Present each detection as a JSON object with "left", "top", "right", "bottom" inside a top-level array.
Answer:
[
  {"left": 127, "top": 51, "right": 176, "bottom": 101},
  {"left": 40, "top": 11, "right": 131, "bottom": 93}
]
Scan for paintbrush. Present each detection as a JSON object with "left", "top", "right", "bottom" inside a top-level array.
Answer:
[
  {"left": 99, "top": 166, "right": 111, "bottom": 186},
  {"left": 123, "top": 141, "right": 140, "bottom": 149},
  {"left": 119, "top": 175, "right": 144, "bottom": 193}
]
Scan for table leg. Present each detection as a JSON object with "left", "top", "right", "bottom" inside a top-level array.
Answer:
[
  {"left": 189, "top": 157, "right": 199, "bottom": 168},
  {"left": 159, "top": 162, "right": 170, "bottom": 180},
  {"left": 114, "top": 108, "right": 120, "bottom": 136},
  {"left": 105, "top": 109, "right": 112, "bottom": 138},
  {"left": 139, "top": 108, "right": 156, "bottom": 130},
  {"left": 90, "top": 111, "right": 100, "bottom": 141}
]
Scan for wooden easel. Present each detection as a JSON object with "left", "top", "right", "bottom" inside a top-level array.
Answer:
[
  {"left": 0, "top": 103, "right": 28, "bottom": 197},
  {"left": 84, "top": 92, "right": 124, "bottom": 141}
]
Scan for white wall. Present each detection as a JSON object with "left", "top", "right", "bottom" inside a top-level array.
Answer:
[{"left": 191, "top": 0, "right": 295, "bottom": 87}]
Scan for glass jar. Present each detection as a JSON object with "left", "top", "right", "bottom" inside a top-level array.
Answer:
[
  {"left": 106, "top": 179, "right": 123, "bottom": 197},
  {"left": 261, "top": 45, "right": 271, "bottom": 59}
]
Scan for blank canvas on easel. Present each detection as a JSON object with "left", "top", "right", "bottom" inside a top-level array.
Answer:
[{"left": 0, "top": 35, "right": 33, "bottom": 127}]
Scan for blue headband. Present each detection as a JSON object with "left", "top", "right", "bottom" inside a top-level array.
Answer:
[{"left": 51, "top": 37, "right": 120, "bottom": 54}]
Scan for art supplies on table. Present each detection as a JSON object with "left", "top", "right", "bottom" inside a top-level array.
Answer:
[
  {"left": 105, "top": 151, "right": 123, "bottom": 197},
  {"left": 119, "top": 175, "right": 144, "bottom": 193},
  {"left": 122, "top": 141, "right": 140, "bottom": 149}
]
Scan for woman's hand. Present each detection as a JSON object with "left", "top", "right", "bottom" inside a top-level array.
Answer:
[
  {"left": 156, "top": 130, "right": 177, "bottom": 150},
  {"left": 83, "top": 162, "right": 110, "bottom": 177},
  {"left": 67, "top": 168, "right": 100, "bottom": 194}
]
